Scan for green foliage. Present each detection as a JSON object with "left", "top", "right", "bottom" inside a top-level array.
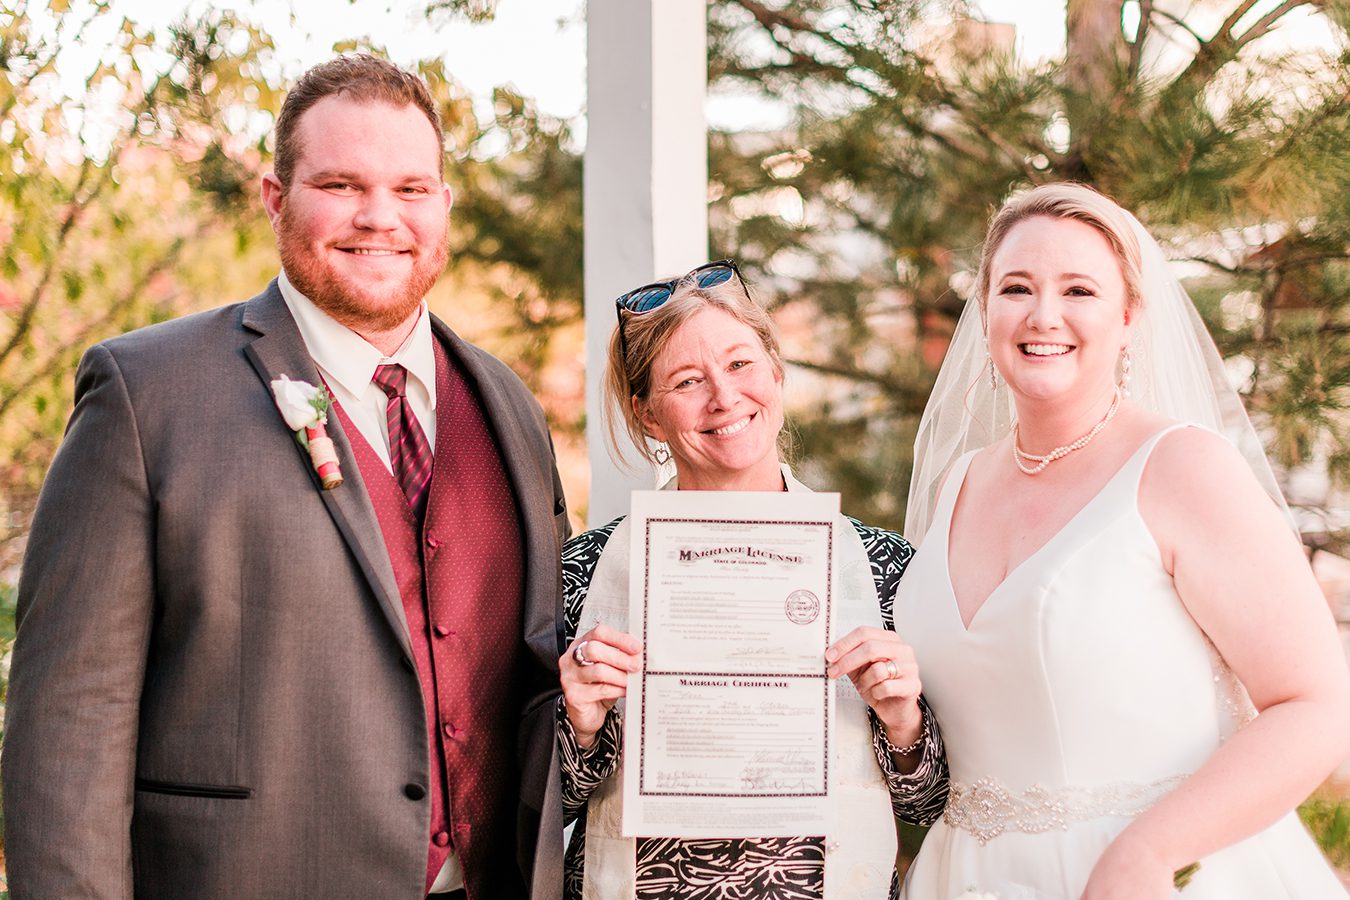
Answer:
[
  {"left": 700, "top": 0, "right": 1350, "bottom": 534},
  {"left": 0, "top": 583, "right": 16, "bottom": 647},
  {"left": 1, "top": 581, "right": 14, "bottom": 853},
  {"left": 10, "top": 0, "right": 1341, "bottom": 550},
  {"left": 0, "top": 2, "right": 588, "bottom": 571},
  {"left": 1300, "top": 792, "right": 1350, "bottom": 867},
  {"left": 443, "top": 84, "right": 584, "bottom": 405},
  {"left": 0, "top": 1, "right": 283, "bottom": 570}
]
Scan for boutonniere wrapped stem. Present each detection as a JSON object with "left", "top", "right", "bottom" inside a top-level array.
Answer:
[{"left": 271, "top": 375, "right": 343, "bottom": 490}]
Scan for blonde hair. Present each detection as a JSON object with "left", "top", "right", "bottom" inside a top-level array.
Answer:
[
  {"left": 604, "top": 273, "right": 783, "bottom": 468},
  {"left": 974, "top": 182, "right": 1145, "bottom": 315}
]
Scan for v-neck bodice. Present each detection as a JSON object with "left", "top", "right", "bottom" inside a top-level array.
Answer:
[
  {"left": 898, "top": 425, "right": 1229, "bottom": 789},
  {"left": 943, "top": 428, "right": 1178, "bottom": 632}
]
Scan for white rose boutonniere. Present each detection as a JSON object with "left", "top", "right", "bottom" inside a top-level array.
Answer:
[{"left": 270, "top": 374, "right": 343, "bottom": 490}]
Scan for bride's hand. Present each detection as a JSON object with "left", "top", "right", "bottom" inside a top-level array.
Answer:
[
  {"left": 826, "top": 626, "right": 923, "bottom": 746},
  {"left": 560, "top": 622, "right": 642, "bottom": 749},
  {"left": 1081, "top": 832, "right": 1174, "bottom": 900}
]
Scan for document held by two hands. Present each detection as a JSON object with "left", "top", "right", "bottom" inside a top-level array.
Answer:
[{"left": 622, "top": 489, "right": 840, "bottom": 839}]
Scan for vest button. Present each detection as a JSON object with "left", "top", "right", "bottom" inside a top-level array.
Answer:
[
  {"left": 433, "top": 830, "right": 451, "bottom": 847},
  {"left": 434, "top": 625, "right": 452, "bottom": 638},
  {"left": 403, "top": 783, "right": 426, "bottom": 801},
  {"left": 442, "top": 722, "right": 457, "bottom": 739},
  {"left": 426, "top": 532, "right": 442, "bottom": 549}
]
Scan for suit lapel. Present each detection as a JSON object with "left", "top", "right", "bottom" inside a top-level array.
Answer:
[
  {"left": 431, "top": 317, "right": 561, "bottom": 665},
  {"left": 241, "top": 282, "right": 413, "bottom": 660}
]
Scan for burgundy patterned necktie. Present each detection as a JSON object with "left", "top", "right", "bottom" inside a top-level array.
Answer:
[{"left": 372, "top": 364, "right": 433, "bottom": 516}]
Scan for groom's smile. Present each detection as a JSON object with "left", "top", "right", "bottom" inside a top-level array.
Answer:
[{"left": 262, "top": 94, "right": 452, "bottom": 340}]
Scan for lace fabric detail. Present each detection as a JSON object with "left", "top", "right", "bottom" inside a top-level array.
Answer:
[{"left": 943, "top": 774, "right": 1187, "bottom": 845}]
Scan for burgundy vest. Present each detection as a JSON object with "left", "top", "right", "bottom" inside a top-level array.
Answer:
[{"left": 335, "top": 339, "right": 527, "bottom": 898}]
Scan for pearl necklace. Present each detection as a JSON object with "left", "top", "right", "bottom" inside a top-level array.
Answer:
[{"left": 1012, "top": 389, "right": 1122, "bottom": 475}]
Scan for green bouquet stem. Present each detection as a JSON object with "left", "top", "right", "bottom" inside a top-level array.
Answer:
[{"left": 1173, "top": 862, "right": 1200, "bottom": 889}]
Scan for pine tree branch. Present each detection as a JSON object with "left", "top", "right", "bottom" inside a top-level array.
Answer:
[
  {"left": 1246, "top": 80, "right": 1350, "bottom": 180},
  {"left": 1231, "top": 0, "right": 1307, "bottom": 48},
  {"left": 1129, "top": 0, "right": 1154, "bottom": 80},
  {"left": 783, "top": 357, "right": 931, "bottom": 409},
  {"left": 727, "top": 1, "right": 1041, "bottom": 174},
  {"left": 728, "top": 0, "right": 815, "bottom": 35},
  {"left": 1187, "top": 248, "right": 1350, "bottom": 276},
  {"left": 961, "top": 115, "right": 1049, "bottom": 181},
  {"left": 1150, "top": 8, "right": 1208, "bottom": 47},
  {"left": 783, "top": 357, "right": 892, "bottom": 389},
  {"left": 722, "top": 60, "right": 866, "bottom": 91},
  {"left": 1217, "top": 0, "right": 1264, "bottom": 39},
  {"left": 922, "top": 80, "right": 1052, "bottom": 177},
  {"left": 728, "top": 0, "right": 858, "bottom": 58},
  {"left": 1169, "top": 0, "right": 1311, "bottom": 90}
]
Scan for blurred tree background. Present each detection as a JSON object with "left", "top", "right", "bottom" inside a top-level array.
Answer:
[
  {"left": 2, "top": 0, "right": 1346, "bottom": 563},
  {"left": 0, "top": 0, "right": 587, "bottom": 579},
  {"left": 703, "top": 0, "right": 1349, "bottom": 539},
  {"left": 2, "top": 0, "right": 1350, "bottom": 564},
  {"left": 2, "top": 0, "right": 1346, "bottom": 559}
]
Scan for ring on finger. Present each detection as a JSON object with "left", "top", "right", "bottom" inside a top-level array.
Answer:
[
  {"left": 573, "top": 640, "right": 596, "bottom": 667},
  {"left": 884, "top": 659, "right": 899, "bottom": 680}
]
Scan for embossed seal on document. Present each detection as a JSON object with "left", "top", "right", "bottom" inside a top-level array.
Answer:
[{"left": 784, "top": 589, "right": 820, "bottom": 625}]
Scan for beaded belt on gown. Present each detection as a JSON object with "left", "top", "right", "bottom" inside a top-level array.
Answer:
[{"left": 943, "top": 774, "right": 1188, "bottom": 845}]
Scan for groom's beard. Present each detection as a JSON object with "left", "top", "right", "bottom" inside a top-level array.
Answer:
[{"left": 274, "top": 200, "right": 448, "bottom": 334}]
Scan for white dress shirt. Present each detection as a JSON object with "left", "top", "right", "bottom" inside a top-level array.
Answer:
[
  {"left": 278, "top": 271, "right": 438, "bottom": 469},
  {"left": 278, "top": 271, "right": 464, "bottom": 893}
]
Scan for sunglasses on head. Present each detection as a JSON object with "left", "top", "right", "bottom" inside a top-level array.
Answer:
[{"left": 614, "top": 259, "right": 747, "bottom": 354}]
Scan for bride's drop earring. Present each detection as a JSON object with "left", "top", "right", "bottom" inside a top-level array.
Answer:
[
  {"left": 984, "top": 336, "right": 998, "bottom": 390},
  {"left": 1119, "top": 346, "right": 1133, "bottom": 398}
]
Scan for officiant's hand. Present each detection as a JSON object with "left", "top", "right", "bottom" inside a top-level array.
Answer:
[
  {"left": 561, "top": 622, "right": 643, "bottom": 749},
  {"left": 826, "top": 626, "right": 923, "bottom": 748}
]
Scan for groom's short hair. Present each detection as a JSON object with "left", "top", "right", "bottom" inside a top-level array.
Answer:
[{"left": 272, "top": 54, "right": 445, "bottom": 187}]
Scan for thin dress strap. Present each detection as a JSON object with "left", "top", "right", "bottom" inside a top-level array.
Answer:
[
  {"left": 1115, "top": 422, "right": 1194, "bottom": 497},
  {"left": 918, "top": 450, "right": 979, "bottom": 547}
]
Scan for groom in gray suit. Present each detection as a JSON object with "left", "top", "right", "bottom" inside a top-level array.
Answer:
[{"left": 3, "top": 55, "right": 566, "bottom": 899}]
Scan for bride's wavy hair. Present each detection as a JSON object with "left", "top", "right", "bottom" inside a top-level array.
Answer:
[
  {"left": 973, "top": 183, "right": 1146, "bottom": 320},
  {"left": 604, "top": 273, "right": 785, "bottom": 470}
]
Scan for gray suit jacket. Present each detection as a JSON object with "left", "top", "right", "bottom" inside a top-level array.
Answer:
[{"left": 2, "top": 282, "right": 568, "bottom": 899}]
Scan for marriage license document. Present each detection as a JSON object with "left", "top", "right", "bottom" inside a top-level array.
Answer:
[{"left": 622, "top": 489, "right": 839, "bottom": 838}]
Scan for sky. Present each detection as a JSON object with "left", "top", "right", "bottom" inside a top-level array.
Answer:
[
  {"left": 95, "top": 0, "right": 1063, "bottom": 124},
  {"left": 56, "top": 0, "right": 1341, "bottom": 141}
]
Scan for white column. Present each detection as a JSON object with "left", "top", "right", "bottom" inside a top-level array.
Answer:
[{"left": 584, "top": 0, "right": 708, "bottom": 527}]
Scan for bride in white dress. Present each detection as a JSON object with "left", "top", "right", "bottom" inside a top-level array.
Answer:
[{"left": 896, "top": 183, "right": 1350, "bottom": 899}]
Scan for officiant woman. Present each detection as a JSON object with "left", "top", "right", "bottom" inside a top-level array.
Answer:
[{"left": 555, "top": 260, "right": 948, "bottom": 900}]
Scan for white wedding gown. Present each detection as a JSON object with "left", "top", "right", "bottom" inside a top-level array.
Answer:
[{"left": 897, "top": 426, "right": 1347, "bottom": 899}]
